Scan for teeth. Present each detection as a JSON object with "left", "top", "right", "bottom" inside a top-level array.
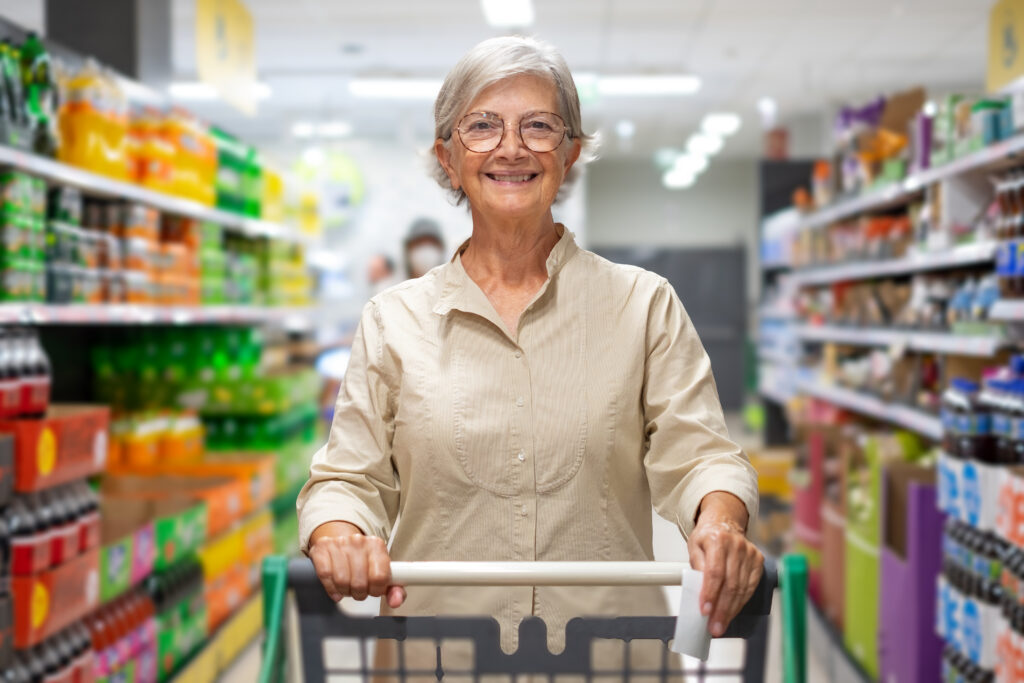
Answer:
[{"left": 491, "top": 174, "right": 533, "bottom": 182}]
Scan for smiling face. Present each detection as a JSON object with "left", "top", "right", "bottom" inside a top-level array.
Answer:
[{"left": 435, "top": 73, "right": 581, "bottom": 222}]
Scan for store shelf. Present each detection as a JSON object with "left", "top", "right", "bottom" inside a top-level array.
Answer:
[
  {"left": 799, "top": 134, "right": 1024, "bottom": 231},
  {"left": 791, "top": 241, "right": 998, "bottom": 287},
  {"left": 170, "top": 593, "right": 263, "bottom": 683},
  {"left": 758, "top": 306, "right": 798, "bottom": 321},
  {"left": 797, "top": 324, "right": 1006, "bottom": 357},
  {"left": 0, "top": 303, "right": 313, "bottom": 326},
  {"left": 757, "top": 349, "right": 797, "bottom": 366},
  {"left": 988, "top": 299, "right": 1024, "bottom": 321},
  {"left": 0, "top": 144, "right": 314, "bottom": 245},
  {"left": 759, "top": 383, "right": 793, "bottom": 405},
  {"left": 797, "top": 378, "right": 942, "bottom": 441}
]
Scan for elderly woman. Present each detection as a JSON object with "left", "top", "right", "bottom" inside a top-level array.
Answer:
[{"left": 297, "top": 35, "right": 761, "bottom": 666}]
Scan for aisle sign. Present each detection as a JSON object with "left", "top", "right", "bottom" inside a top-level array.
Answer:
[
  {"left": 989, "top": 0, "right": 1024, "bottom": 93},
  {"left": 196, "top": 0, "right": 258, "bottom": 116}
]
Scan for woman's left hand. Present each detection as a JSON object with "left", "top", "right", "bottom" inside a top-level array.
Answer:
[{"left": 686, "top": 491, "right": 763, "bottom": 638}]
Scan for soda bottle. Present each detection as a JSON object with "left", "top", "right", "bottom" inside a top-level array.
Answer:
[
  {"left": 0, "top": 329, "right": 21, "bottom": 418},
  {"left": 23, "top": 327, "right": 50, "bottom": 417},
  {"left": 19, "top": 32, "right": 58, "bottom": 157},
  {"left": 0, "top": 41, "right": 24, "bottom": 126},
  {"left": 6, "top": 497, "right": 38, "bottom": 574},
  {"left": 2, "top": 655, "right": 31, "bottom": 683},
  {"left": 29, "top": 493, "right": 53, "bottom": 570}
]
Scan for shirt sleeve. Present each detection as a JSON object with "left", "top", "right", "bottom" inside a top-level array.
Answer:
[
  {"left": 296, "top": 300, "right": 401, "bottom": 553},
  {"left": 642, "top": 280, "right": 759, "bottom": 539}
]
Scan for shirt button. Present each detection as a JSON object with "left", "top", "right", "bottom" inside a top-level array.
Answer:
[
  {"left": 521, "top": 505, "right": 528, "bottom": 515},
  {"left": 516, "top": 396, "right": 524, "bottom": 407},
  {"left": 514, "top": 351, "right": 522, "bottom": 359},
  {"left": 517, "top": 451, "right": 525, "bottom": 462}
]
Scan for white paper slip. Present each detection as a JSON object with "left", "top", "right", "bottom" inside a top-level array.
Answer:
[{"left": 670, "top": 567, "right": 711, "bottom": 660}]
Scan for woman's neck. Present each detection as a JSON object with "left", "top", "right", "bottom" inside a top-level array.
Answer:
[{"left": 461, "top": 211, "right": 560, "bottom": 288}]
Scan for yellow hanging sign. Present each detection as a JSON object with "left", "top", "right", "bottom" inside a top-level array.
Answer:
[{"left": 196, "top": 0, "right": 258, "bottom": 115}]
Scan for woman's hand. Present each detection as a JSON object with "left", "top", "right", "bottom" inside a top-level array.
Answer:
[
  {"left": 308, "top": 521, "right": 406, "bottom": 608},
  {"left": 686, "top": 491, "right": 763, "bottom": 638}
]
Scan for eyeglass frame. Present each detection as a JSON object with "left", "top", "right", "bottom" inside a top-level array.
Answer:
[{"left": 452, "top": 111, "right": 571, "bottom": 153}]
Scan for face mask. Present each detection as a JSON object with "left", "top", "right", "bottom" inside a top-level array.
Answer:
[{"left": 409, "top": 244, "right": 445, "bottom": 277}]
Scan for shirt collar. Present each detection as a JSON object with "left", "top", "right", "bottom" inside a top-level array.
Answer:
[{"left": 432, "top": 225, "right": 578, "bottom": 319}]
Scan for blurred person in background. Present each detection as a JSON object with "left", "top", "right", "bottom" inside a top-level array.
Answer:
[
  {"left": 298, "top": 35, "right": 761, "bottom": 673},
  {"left": 366, "top": 253, "right": 398, "bottom": 296},
  {"left": 403, "top": 217, "right": 446, "bottom": 278}
]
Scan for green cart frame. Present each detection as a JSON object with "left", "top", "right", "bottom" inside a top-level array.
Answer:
[{"left": 259, "top": 554, "right": 807, "bottom": 682}]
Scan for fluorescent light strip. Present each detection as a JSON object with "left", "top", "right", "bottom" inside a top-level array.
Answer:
[
  {"left": 481, "top": 0, "right": 534, "bottom": 27},
  {"left": 596, "top": 75, "right": 700, "bottom": 97},
  {"left": 349, "top": 78, "right": 444, "bottom": 99},
  {"left": 168, "top": 81, "right": 272, "bottom": 101}
]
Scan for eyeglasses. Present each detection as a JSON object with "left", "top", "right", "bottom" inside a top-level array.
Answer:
[{"left": 455, "top": 111, "right": 568, "bottom": 153}]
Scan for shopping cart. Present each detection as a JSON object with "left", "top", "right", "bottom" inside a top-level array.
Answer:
[{"left": 259, "top": 554, "right": 807, "bottom": 683}]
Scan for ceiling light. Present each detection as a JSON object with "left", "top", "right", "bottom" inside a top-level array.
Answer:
[
  {"left": 653, "top": 147, "right": 681, "bottom": 170},
  {"left": 701, "top": 113, "right": 741, "bottom": 137},
  {"left": 302, "top": 147, "right": 327, "bottom": 167},
  {"left": 672, "top": 153, "right": 708, "bottom": 176},
  {"left": 597, "top": 75, "right": 701, "bottom": 97},
  {"left": 480, "top": 0, "right": 534, "bottom": 27},
  {"left": 923, "top": 100, "right": 937, "bottom": 117},
  {"left": 615, "top": 120, "right": 636, "bottom": 140},
  {"left": 168, "top": 81, "right": 272, "bottom": 101},
  {"left": 757, "top": 97, "right": 778, "bottom": 127},
  {"left": 663, "top": 168, "right": 697, "bottom": 190},
  {"left": 292, "top": 122, "right": 315, "bottom": 138},
  {"left": 687, "top": 133, "right": 723, "bottom": 157},
  {"left": 349, "top": 78, "right": 443, "bottom": 99},
  {"left": 319, "top": 121, "right": 353, "bottom": 138}
]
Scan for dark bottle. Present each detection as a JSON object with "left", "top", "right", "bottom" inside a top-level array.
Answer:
[
  {"left": 0, "top": 503, "right": 9, "bottom": 576},
  {"left": 33, "top": 640, "right": 58, "bottom": 683},
  {"left": 2, "top": 655, "right": 31, "bottom": 683},
  {"left": 21, "top": 328, "right": 49, "bottom": 418},
  {"left": 0, "top": 330, "right": 21, "bottom": 419},
  {"left": 6, "top": 497, "right": 37, "bottom": 574}
]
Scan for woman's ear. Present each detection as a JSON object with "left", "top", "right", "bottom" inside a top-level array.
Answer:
[
  {"left": 434, "top": 138, "right": 460, "bottom": 191},
  {"left": 563, "top": 138, "right": 582, "bottom": 173}
]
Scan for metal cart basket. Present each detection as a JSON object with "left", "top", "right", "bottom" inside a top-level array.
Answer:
[{"left": 259, "top": 555, "right": 807, "bottom": 683}]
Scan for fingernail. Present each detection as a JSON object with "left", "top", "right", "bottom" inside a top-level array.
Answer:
[
  {"left": 712, "top": 622, "right": 724, "bottom": 637},
  {"left": 702, "top": 602, "right": 712, "bottom": 616}
]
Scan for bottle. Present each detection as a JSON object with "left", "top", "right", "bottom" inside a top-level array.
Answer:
[
  {"left": 21, "top": 328, "right": 49, "bottom": 418},
  {"left": 0, "top": 330, "right": 21, "bottom": 418},
  {"left": 0, "top": 41, "right": 24, "bottom": 126},
  {"left": 19, "top": 32, "right": 57, "bottom": 157},
  {"left": 6, "top": 497, "right": 37, "bottom": 574}
]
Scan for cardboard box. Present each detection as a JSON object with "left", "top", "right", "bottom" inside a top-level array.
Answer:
[
  {"left": 109, "top": 454, "right": 274, "bottom": 536},
  {"left": 103, "top": 471, "right": 238, "bottom": 540},
  {"left": 879, "top": 462, "right": 943, "bottom": 683},
  {"left": 99, "top": 520, "right": 155, "bottom": 604},
  {"left": 99, "top": 489, "right": 207, "bottom": 572},
  {"left": 11, "top": 549, "right": 99, "bottom": 648},
  {"left": 0, "top": 405, "right": 109, "bottom": 493}
]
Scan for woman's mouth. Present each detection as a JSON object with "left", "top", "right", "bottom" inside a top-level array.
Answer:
[{"left": 485, "top": 173, "right": 538, "bottom": 183}]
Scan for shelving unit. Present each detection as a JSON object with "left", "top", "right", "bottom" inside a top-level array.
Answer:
[
  {"left": 0, "top": 144, "right": 314, "bottom": 246},
  {"left": 797, "top": 324, "right": 1006, "bottom": 357},
  {"left": 796, "top": 378, "right": 943, "bottom": 441},
  {"left": 791, "top": 242, "right": 998, "bottom": 287},
  {"left": 0, "top": 303, "right": 313, "bottom": 326},
  {"left": 797, "top": 134, "right": 1024, "bottom": 232}
]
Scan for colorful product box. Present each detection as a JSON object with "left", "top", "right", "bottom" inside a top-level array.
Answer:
[
  {"left": 12, "top": 549, "right": 100, "bottom": 648},
  {"left": 99, "top": 522, "right": 156, "bottom": 603},
  {"left": 0, "top": 404, "right": 109, "bottom": 493}
]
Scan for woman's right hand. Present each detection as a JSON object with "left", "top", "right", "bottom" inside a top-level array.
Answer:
[{"left": 308, "top": 521, "right": 407, "bottom": 608}]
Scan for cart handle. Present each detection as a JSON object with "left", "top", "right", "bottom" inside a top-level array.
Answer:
[{"left": 388, "top": 561, "right": 698, "bottom": 586}]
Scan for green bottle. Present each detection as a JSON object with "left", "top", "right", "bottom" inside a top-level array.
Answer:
[{"left": 19, "top": 33, "right": 57, "bottom": 156}]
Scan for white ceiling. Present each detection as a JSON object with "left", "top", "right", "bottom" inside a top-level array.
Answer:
[{"left": 0, "top": 0, "right": 993, "bottom": 160}]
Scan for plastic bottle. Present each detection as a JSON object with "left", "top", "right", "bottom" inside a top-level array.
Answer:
[
  {"left": 943, "top": 379, "right": 994, "bottom": 461},
  {"left": 0, "top": 329, "right": 21, "bottom": 418},
  {"left": 6, "top": 497, "right": 37, "bottom": 574},
  {"left": 22, "top": 327, "right": 50, "bottom": 417}
]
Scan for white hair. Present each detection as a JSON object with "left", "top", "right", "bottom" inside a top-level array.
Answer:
[{"left": 430, "top": 35, "right": 598, "bottom": 205}]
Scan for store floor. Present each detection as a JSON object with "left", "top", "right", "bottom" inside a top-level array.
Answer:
[{"left": 221, "top": 416, "right": 828, "bottom": 681}]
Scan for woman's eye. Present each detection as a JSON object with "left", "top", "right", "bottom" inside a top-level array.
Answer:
[
  {"left": 468, "top": 120, "right": 499, "bottom": 132},
  {"left": 525, "top": 120, "right": 554, "bottom": 131}
]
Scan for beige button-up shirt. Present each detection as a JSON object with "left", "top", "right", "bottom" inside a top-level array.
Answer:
[{"left": 297, "top": 227, "right": 758, "bottom": 657}]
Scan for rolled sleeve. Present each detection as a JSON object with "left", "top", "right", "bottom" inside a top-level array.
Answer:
[
  {"left": 641, "top": 281, "right": 759, "bottom": 539},
  {"left": 296, "top": 301, "right": 401, "bottom": 553}
]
